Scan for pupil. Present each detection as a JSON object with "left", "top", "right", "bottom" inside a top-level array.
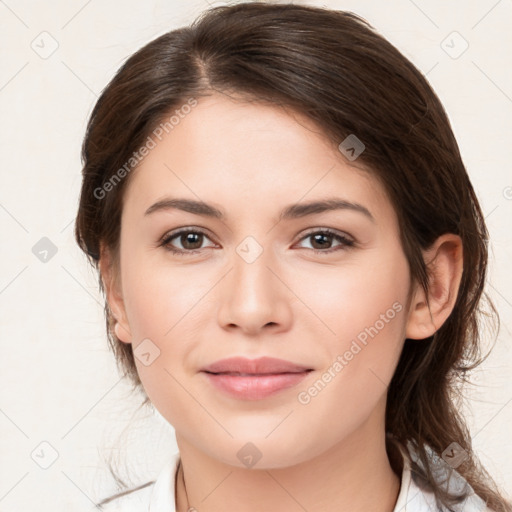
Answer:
[
  {"left": 312, "top": 234, "right": 331, "bottom": 249},
  {"left": 183, "top": 233, "right": 202, "bottom": 249}
]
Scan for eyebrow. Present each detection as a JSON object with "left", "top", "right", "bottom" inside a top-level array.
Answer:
[{"left": 144, "top": 197, "right": 375, "bottom": 222}]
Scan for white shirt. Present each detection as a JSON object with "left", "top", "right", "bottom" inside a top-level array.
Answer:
[{"left": 97, "top": 440, "right": 491, "bottom": 511}]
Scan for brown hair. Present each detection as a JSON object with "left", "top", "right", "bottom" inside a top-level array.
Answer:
[{"left": 75, "top": 2, "right": 511, "bottom": 510}]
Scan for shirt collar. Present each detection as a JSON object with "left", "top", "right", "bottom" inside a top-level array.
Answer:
[
  {"left": 392, "top": 438, "right": 488, "bottom": 512},
  {"left": 148, "top": 441, "right": 487, "bottom": 512},
  {"left": 149, "top": 451, "right": 180, "bottom": 511}
]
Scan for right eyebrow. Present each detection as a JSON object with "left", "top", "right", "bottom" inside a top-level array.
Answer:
[{"left": 145, "top": 198, "right": 223, "bottom": 218}]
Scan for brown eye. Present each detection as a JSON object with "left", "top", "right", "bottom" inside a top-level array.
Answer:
[
  {"left": 296, "top": 229, "right": 355, "bottom": 254},
  {"left": 178, "top": 232, "right": 204, "bottom": 250},
  {"left": 160, "top": 229, "right": 215, "bottom": 255},
  {"left": 310, "top": 233, "right": 334, "bottom": 250}
]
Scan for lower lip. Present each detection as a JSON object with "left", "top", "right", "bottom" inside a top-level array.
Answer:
[{"left": 202, "top": 371, "right": 311, "bottom": 400}]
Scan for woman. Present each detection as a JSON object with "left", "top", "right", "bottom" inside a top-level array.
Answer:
[{"left": 74, "top": 2, "right": 511, "bottom": 511}]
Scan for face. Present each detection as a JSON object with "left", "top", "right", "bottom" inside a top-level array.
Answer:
[{"left": 108, "top": 92, "right": 414, "bottom": 469}]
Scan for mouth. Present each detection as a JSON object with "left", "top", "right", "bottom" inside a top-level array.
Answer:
[
  {"left": 201, "top": 369, "right": 313, "bottom": 400},
  {"left": 200, "top": 356, "right": 313, "bottom": 375},
  {"left": 203, "top": 371, "right": 311, "bottom": 376}
]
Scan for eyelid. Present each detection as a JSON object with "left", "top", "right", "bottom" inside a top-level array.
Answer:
[
  {"left": 296, "top": 226, "right": 355, "bottom": 243},
  {"left": 159, "top": 226, "right": 215, "bottom": 244},
  {"left": 293, "top": 227, "right": 356, "bottom": 254}
]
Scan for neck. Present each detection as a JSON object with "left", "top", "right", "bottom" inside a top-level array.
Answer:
[{"left": 175, "top": 414, "right": 402, "bottom": 512}]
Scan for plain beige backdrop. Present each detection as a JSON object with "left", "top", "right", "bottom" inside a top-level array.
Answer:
[{"left": 0, "top": 0, "right": 511, "bottom": 510}]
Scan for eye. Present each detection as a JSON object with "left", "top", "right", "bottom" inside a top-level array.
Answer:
[
  {"left": 160, "top": 228, "right": 216, "bottom": 255},
  {"left": 295, "top": 228, "right": 355, "bottom": 254},
  {"left": 159, "top": 227, "right": 355, "bottom": 256}
]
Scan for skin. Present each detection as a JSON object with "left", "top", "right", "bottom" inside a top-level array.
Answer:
[{"left": 100, "top": 92, "right": 463, "bottom": 512}]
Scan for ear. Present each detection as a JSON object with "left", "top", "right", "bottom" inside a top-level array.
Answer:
[
  {"left": 405, "top": 234, "right": 464, "bottom": 340},
  {"left": 98, "top": 244, "right": 133, "bottom": 344}
]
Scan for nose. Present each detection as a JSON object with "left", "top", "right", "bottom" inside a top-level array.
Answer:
[{"left": 216, "top": 244, "right": 293, "bottom": 336}]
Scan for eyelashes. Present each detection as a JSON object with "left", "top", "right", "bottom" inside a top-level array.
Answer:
[
  {"left": 160, "top": 229, "right": 213, "bottom": 255},
  {"left": 159, "top": 227, "right": 355, "bottom": 257},
  {"left": 299, "top": 229, "right": 355, "bottom": 252}
]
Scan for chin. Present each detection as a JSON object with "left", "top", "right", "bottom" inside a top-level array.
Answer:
[{"left": 202, "top": 430, "right": 318, "bottom": 470}]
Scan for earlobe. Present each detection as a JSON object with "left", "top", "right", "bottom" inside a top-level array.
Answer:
[
  {"left": 405, "top": 234, "right": 464, "bottom": 340},
  {"left": 114, "top": 321, "right": 132, "bottom": 343},
  {"left": 99, "top": 244, "right": 133, "bottom": 344}
]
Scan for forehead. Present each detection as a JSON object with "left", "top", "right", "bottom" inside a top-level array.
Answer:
[{"left": 122, "top": 93, "right": 393, "bottom": 223}]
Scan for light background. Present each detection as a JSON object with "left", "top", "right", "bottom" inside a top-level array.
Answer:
[{"left": 0, "top": 0, "right": 511, "bottom": 510}]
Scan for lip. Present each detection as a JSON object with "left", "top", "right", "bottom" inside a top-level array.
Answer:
[
  {"left": 201, "top": 356, "right": 312, "bottom": 375},
  {"left": 200, "top": 357, "right": 313, "bottom": 400}
]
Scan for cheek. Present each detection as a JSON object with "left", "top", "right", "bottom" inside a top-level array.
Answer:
[
  {"left": 120, "top": 247, "right": 208, "bottom": 339},
  {"left": 288, "top": 258, "right": 409, "bottom": 444},
  {"left": 287, "top": 246, "right": 410, "bottom": 410},
  {"left": 119, "top": 249, "right": 216, "bottom": 395},
  {"left": 290, "top": 249, "right": 410, "bottom": 344}
]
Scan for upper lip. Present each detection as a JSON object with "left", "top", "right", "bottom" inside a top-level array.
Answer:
[{"left": 201, "top": 356, "right": 313, "bottom": 375}]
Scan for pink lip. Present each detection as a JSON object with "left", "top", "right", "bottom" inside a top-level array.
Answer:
[
  {"left": 201, "top": 356, "right": 312, "bottom": 374},
  {"left": 200, "top": 357, "right": 313, "bottom": 400}
]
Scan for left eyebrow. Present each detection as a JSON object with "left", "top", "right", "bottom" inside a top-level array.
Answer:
[
  {"left": 144, "top": 197, "right": 375, "bottom": 223},
  {"left": 279, "top": 198, "right": 375, "bottom": 223}
]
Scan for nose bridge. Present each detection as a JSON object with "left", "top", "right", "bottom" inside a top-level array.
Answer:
[
  {"left": 231, "top": 234, "right": 276, "bottom": 303},
  {"left": 217, "top": 234, "right": 291, "bottom": 333}
]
